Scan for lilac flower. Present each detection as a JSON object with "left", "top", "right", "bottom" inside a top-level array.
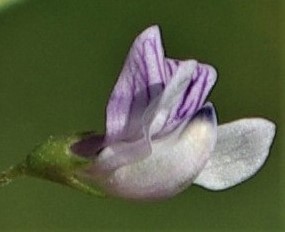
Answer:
[
  {"left": 71, "top": 26, "right": 276, "bottom": 200},
  {"left": 0, "top": 25, "right": 276, "bottom": 201}
]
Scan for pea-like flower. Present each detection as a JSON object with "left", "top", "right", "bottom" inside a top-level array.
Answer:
[{"left": 0, "top": 26, "right": 276, "bottom": 201}]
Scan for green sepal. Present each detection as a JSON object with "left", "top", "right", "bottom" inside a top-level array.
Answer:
[
  {"left": 1, "top": 135, "right": 106, "bottom": 198},
  {"left": 26, "top": 135, "right": 88, "bottom": 180}
]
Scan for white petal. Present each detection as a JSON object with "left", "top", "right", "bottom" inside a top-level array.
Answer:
[
  {"left": 193, "top": 118, "right": 276, "bottom": 190},
  {"left": 100, "top": 103, "right": 217, "bottom": 200},
  {"left": 91, "top": 135, "right": 152, "bottom": 176}
]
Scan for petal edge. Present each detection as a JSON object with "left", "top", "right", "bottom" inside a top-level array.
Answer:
[{"left": 193, "top": 118, "right": 276, "bottom": 190}]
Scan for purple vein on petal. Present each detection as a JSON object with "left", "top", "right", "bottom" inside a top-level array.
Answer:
[
  {"left": 128, "top": 59, "right": 137, "bottom": 112},
  {"left": 140, "top": 38, "right": 165, "bottom": 100},
  {"left": 179, "top": 101, "right": 194, "bottom": 118},
  {"left": 176, "top": 78, "right": 197, "bottom": 118},
  {"left": 133, "top": 58, "right": 145, "bottom": 79},
  {"left": 165, "top": 59, "right": 180, "bottom": 83},
  {"left": 129, "top": 61, "right": 137, "bottom": 122},
  {"left": 181, "top": 65, "right": 202, "bottom": 112},
  {"left": 171, "top": 64, "right": 201, "bottom": 121},
  {"left": 175, "top": 64, "right": 204, "bottom": 119},
  {"left": 125, "top": 59, "right": 147, "bottom": 139},
  {"left": 166, "top": 61, "right": 173, "bottom": 77},
  {"left": 156, "top": 63, "right": 216, "bottom": 137},
  {"left": 194, "top": 67, "right": 209, "bottom": 113},
  {"left": 151, "top": 38, "right": 165, "bottom": 88},
  {"left": 192, "top": 64, "right": 202, "bottom": 82},
  {"left": 136, "top": 44, "right": 150, "bottom": 105}
]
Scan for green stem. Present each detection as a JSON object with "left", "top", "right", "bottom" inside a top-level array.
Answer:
[{"left": 0, "top": 162, "right": 26, "bottom": 187}]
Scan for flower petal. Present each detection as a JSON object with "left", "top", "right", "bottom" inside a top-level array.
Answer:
[
  {"left": 165, "top": 58, "right": 217, "bottom": 119},
  {"left": 193, "top": 118, "right": 276, "bottom": 190},
  {"left": 91, "top": 135, "right": 152, "bottom": 175},
  {"left": 172, "top": 63, "right": 217, "bottom": 122},
  {"left": 164, "top": 58, "right": 180, "bottom": 83},
  {"left": 106, "top": 25, "right": 167, "bottom": 142},
  {"left": 99, "top": 103, "right": 217, "bottom": 200},
  {"left": 146, "top": 60, "right": 197, "bottom": 136},
  {"left": 147, "top": 60, "right": 217, "bottom": 137}
]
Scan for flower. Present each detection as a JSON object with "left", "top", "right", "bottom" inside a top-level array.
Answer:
[
  {"left": 0, "top": 25, "right": 276, "bottom": 201},
  {"left": 70, "top": 26, "right": 276, "bottom": 200}
]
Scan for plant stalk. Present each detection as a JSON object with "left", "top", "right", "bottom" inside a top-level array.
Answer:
[{"left": 0, "top": 162, "right": 26, "bottom": 187}]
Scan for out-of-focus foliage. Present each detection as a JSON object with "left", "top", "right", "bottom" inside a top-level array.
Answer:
[{"left": 0, "top": 0, "right": 26, "bottom": 12}]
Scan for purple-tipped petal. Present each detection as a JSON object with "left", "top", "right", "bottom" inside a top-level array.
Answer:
[
  {"left": 147, "top": 60, "right": 197, "bottom": 136},
  {"left": 164, "top": 58, "right": 180, "bottom": 83},
  {"left": 106, "top": 26, "right": 167, "bottom": 142},
  {"left": 159, "top": 62, "right": 217, "bottom": 136},
  {"left": 145, "top": 60, "right": 217, "bottom": 137}
]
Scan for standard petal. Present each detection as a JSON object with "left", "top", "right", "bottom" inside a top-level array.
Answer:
[
  {"left": 106, "top": 26, "right": 217, "bottom": 142},
  {"left": 106, "top": 25, "right": 167, "bottom": 142},
  {"left": 193, "top": 118, "right": 276, "bottom": 190},
  {"left": 98, "top": 103, "right": 217, "bottom": 200}
]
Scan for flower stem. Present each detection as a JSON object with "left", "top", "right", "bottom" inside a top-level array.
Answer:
[{"left": 0, "top": 162, "right": 26, "bottom": 187}]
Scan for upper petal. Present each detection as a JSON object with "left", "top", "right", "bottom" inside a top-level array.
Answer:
[
  {"left": 106, "top": 25, "right": 167, "bottom": 142},
  {"left": 193, "top": 118, "right": 276, "bottom": 190}
]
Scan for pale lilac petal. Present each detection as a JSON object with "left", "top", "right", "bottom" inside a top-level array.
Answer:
[
  {"left": 106, "top": 26, "right": 167, "bottom": 142},
  {"left": 160, "top": 63, "right": 217, "bottom": 136},
  {"left": 146, "top": 60, "right": 217, "bottom": 137},
  {"left": 175, "top": 64, "right": 217, "bottom": 119},
  {"left": 147, "top": 60, "right": 197, "bottom": 136},
  {"left": 164, "top": 58, "right": 180, "bottom": 83}
]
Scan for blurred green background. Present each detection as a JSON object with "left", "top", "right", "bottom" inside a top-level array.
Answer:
[{"left": 0, "top": 0, "right": 283, "bottom": 231}]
